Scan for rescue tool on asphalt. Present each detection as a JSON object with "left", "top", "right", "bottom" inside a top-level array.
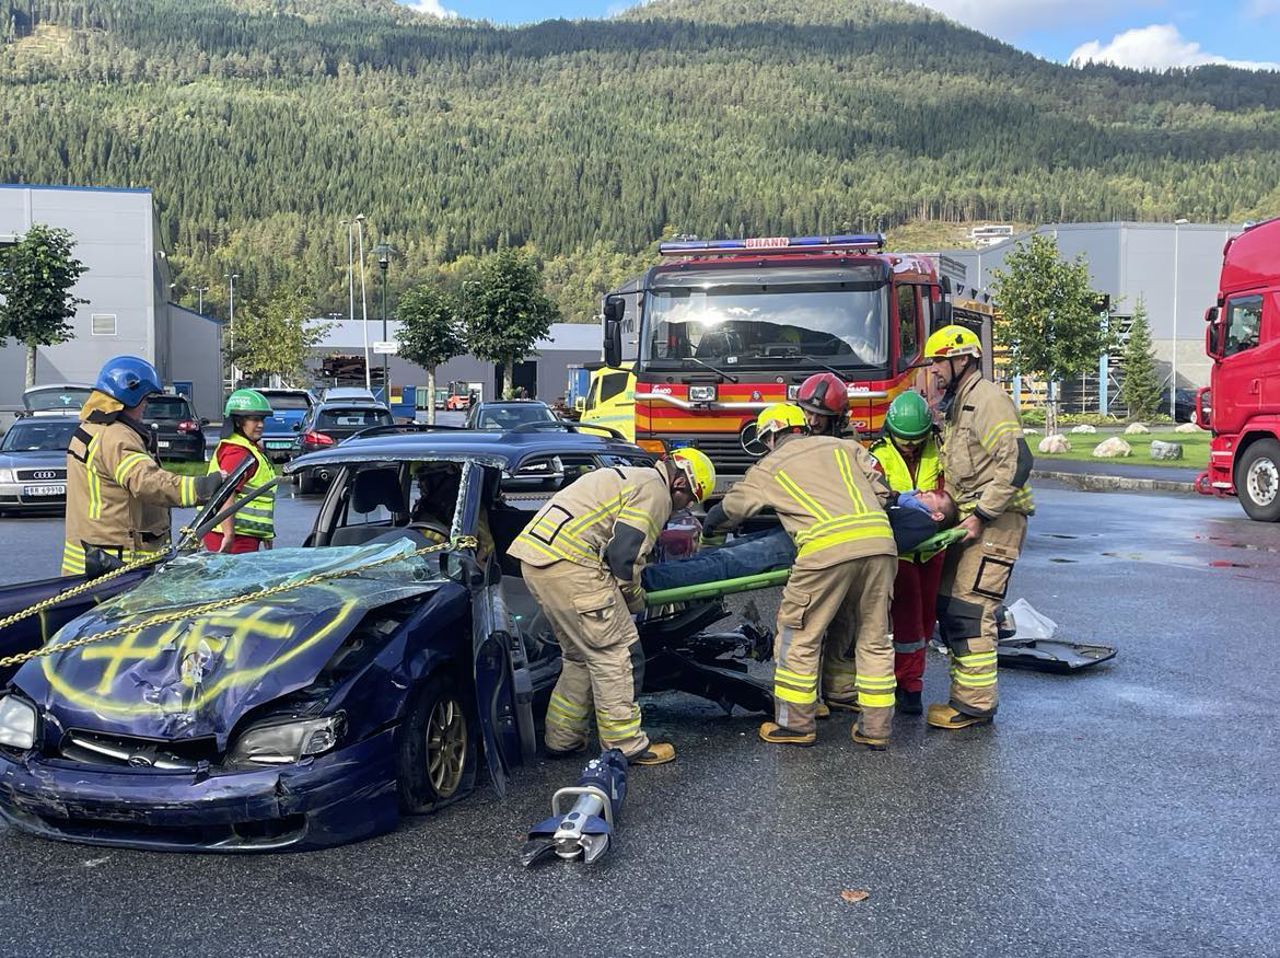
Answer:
[{"left": 521, "top": 749, "right": 628, "bottom": 866}]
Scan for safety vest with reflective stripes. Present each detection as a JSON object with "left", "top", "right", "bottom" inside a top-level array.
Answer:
[
  {"left": 210, "top": 433, "right": 277, "bottom": 539},
  {"left": 718, "top": 435, "right": 896, "bottom": 569},
  {"left": 870, "top": 435, "right": 942, "bottom": 494}
]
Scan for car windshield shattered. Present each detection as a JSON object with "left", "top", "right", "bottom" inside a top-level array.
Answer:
[{"left": 642, "top": 265, "right": 889, "bottom": 368}]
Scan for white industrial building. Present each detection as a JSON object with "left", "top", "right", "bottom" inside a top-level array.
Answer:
[{"left": 0, "top": 184, "right": 224, "bottom": 420}]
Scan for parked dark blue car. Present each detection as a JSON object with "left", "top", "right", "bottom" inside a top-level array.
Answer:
[
  {"left": 0, "top": 424, "right": 766, "bottom": 852},
  {"left": 256, "top": 388, "right": 315, "bottom": 462}
]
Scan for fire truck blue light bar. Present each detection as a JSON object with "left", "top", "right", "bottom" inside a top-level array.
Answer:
[{"left": 658, "top": 234, "right": 886, "bottom": 255}]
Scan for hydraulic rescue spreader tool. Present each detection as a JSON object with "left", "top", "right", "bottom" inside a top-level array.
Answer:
[{"left": 521, "top": 750, "right": 628, "bottom": 866}]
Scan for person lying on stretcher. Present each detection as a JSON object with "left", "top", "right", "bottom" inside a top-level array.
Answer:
[{"left": 642, "top": 489, "right": 958, "bottom": 594}]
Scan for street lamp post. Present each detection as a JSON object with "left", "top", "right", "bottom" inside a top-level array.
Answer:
[
  {"left": 355, "top": 215, "right": 371, "bottom": 391},
  {"left": 225, "top": 272, "right": 239, "bottom": 389},
  {"left": 195, "top": 285, "right": 208, "bottom": 315},
  {"left": 373, "top": 242, "right": 394, "bottom": 402},
  {"left": 1171, "top": 218, "right": 1189, "bottom": 420}
]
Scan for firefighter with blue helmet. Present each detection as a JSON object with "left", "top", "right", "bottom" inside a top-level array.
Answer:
[{"left": 62, "top": 356, "right": 224, "bottom": 577}]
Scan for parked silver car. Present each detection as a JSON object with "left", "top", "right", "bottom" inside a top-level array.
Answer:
[{"left": 0, "top": 415, "right": 77, "bottom": 515}]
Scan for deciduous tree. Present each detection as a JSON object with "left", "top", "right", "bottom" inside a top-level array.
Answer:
[
  {"left": 397, "top": 283, "right": 464, "bottom": 424},
  {"left": 232, "top": 286, "right": 331, "bottom": 386},
  {"left": 463, "top": 248, "right": 559, "bottom": 398},
  {"left": 0, "top": 224, "right": 87, "bottom": 387}
]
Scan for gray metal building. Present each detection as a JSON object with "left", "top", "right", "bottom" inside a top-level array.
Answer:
[
  {"left": 0, "top": 184, "right": 225, "bottom": 420},
  {"left": 947, "top": 221, "right": 1238, "bottom": 397},
  {"left": 309, "top": 321, "right": 602, "bottom": 403}
]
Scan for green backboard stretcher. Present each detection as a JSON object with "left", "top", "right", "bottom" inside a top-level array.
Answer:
[{"left": 643, "top": 528, "right": 968, "bottom": 607}]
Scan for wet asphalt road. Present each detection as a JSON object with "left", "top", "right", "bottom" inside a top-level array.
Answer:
[{"left": 0, "top": 483, "right": 1276, "bottom": 958}]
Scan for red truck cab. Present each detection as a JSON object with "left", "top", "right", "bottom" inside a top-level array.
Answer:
[{"left": 1199, "top": 217, "right": 1280, "bottom": 519}]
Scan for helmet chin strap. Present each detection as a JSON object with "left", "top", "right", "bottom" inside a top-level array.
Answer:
[{"left": 941, "top": 355, "right": 975, "bottom": 401}]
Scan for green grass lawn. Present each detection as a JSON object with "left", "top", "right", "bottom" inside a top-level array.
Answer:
[
  {"left": 162, "top": 460, "right": 209, "bottom": 477},
  {"left": 1032, "top": 430, "right": 1209, "bottom": 470}
]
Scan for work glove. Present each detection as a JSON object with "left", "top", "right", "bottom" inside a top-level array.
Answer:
[
  {"left": 702, "top": 502, "right": 729, "bottom": 539},
  {"left": 619, "top": 583, "right": 647, "bottom": 614},
  {"left": 194, "top": 472, "right": 227, "bottom": 503}
]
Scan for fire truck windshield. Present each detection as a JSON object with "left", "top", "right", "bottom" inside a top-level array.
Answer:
[{"left": 641, "top": 265, "right": 889, "bottom": 369}]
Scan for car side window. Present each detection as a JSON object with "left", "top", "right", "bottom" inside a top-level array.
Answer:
[
  {"left": 600, "top": 373, "right": 628, "bottom": 404},
  {"left": 1224, "top": 294, "right": 1263, "bottom": 356},
  {"left": 897, "top": 286, "right": 920, "bottom": 373},
  {"left": 584, "top": 379, "right": 599, "bottom": 412},
  {"left": 339, "top": 465, "right": 406, "bottom": 528}
]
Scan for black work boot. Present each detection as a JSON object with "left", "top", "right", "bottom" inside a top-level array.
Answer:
[{"left": 895, "top": 689, "right": 923, "bottom": 715}]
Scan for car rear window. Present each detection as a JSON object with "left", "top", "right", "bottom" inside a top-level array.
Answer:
[
  {"left": 24, "top": 387, "right": 92, "bottom": 412},
  {"left": 318, "top": 407, "right": 393, "bottom": 429},
  {"left": 476, "top": 405, "right": 555, "bottom": 429},
  {"left": 1, "top": 420, "right": 77, "bottom": 452},
  {"left": 146, "top": 398, "right": 193, "bottom": 421},
  {"left": 262, "top": 393, "right": 312, "bottom": 411}
]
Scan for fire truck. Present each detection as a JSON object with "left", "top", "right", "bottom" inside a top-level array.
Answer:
[
  {"left": 602, "top": 234, "right": 966, "bottom": 478},
  {"left": 1196, "top": 217, "right": 1280, "bottom": 520}
]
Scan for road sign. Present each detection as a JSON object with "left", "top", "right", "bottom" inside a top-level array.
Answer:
[{"left": 373, "top": 341, "right": 398, "bottom": 355}]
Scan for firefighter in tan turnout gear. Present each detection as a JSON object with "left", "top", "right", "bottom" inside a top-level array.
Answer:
[
  {"left": 704, "top": 404, "right": 899, "bottom": 750},
  {"left": 62, "top": 356, "right": 224, "bottom": 578},
  {"left": 509, "top": 447, "right": 717, "bottom": 766},
  {"left": 924, "top": 325, "right": 1034, "bottom": 730}
]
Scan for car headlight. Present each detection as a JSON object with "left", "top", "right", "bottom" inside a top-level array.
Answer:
[
  {"left": 0, "top": 469, "right": 15, "bottom": 484},
  {"left": 0, "top": 695, "right": 37, "bottom": 750},
  {"left": 228, "top": 714, "right": 345, "bottom": 766},
  {"left": 688, "top": 385, "right": 717, "bottom": 402}
]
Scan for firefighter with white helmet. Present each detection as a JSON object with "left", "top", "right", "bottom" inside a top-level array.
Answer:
[
  {"left": 704, "top": 403, "right": 898, "bottom": 749},
  {"left": 924, "top": 324, "right": 1034, "bottom": 730},
  {"left": 509, "top": 446, "right": 716, "bottom": 766}
]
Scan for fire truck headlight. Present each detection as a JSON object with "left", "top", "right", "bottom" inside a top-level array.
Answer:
[{"left": 689, "top": 385, "right": 717, "bottom": 402}]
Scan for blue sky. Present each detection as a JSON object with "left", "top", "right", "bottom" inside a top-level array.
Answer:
[{"left": 398, "top": 0, "right": 1280, "bottom": 70}]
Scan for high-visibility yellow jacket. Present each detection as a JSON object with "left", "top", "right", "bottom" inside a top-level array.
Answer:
[
  {"left": 717, "top": 435, "right": 895, "bottom": 568},
  {"left": 870, "top": 434, "right": 942, "bottom": 494},
  {"left": 62, "top": 391, "right": 221, "bottom": 575},
  {"left": 508, "top": 464, "right": 672, "bottom": 594},
  {"left": 940, "top": 374, "right": 1035, "bottom": 521},
  {"left": 209, "top": 433, "right": 277, "bottom": 540}
]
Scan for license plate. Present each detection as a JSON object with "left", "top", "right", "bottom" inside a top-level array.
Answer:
[
  {"left": 266, "top": 440, "right": 293, "bottom": 449},
  {"left": 23, "top": 484, "right": 65, "bottom": 497},
  {"left": 157, "top": 440, "right": 171, "bottom": 449}
]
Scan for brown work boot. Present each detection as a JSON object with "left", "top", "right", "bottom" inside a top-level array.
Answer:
[
  {"left": 926, "top": 704, "right": 993, "bottom": 730},
  {"left": 629, "top": 742, "right": 676, "bottom": 766},
  {"left": 815, "top": 702, "right": 831, "bottom": 720},
  {"left": 851, "top": 727, "right": 889, "bottom": 751},
  {"left": 758, "top": 721, "right": 816, "bottom": 746}
]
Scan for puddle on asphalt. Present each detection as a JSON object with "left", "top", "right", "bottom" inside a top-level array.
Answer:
[
  {"left": 1102, "top": 550, "right": 1257, "bottom": 569},
  {"left": 1197, "top": 535, "right": 1280, "bottom": 555},
  {"left": 1049, "top": 557, "right": 1077, "bottom": 563},
  {"left": 1044, "top": 533, "right": 1079, "bottom": 540}
]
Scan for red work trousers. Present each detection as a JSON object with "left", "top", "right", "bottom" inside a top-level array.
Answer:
[{"left": 891, "top": 552, "right": 944, "bottom": 693}]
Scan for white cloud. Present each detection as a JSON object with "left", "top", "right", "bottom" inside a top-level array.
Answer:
[
  {"left": 1246, "top": 0, "right": 1280, "bottom": 17},
  {"left": 402, "top": 0, "right": 459, "bottom": 18},
  {"left": 1069, "top": 23, "right": 1280, "bottom": 71},
  {"left": 908, "top": 0, "right": 1161, "bottom": 36}
]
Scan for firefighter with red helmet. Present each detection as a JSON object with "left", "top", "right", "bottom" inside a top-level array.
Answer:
[{"left": 794, "top": 372, "right": 851, "bottom": 437}]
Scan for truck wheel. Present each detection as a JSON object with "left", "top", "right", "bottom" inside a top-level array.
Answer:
[
  {"left": 1235, "top": 439, "right": 1280, "bottom": 521},
  {"left": 396, "top": 671, "right": 477, "bottom": 814}
]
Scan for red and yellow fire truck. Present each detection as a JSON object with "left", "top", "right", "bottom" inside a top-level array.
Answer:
[{"left": 602, "top": 234, "right": 963, "bottom": 478}]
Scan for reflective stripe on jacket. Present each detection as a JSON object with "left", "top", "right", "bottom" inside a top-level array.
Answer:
[
  {"left": 718, "top": 435, "right": 895, "bottom": 568},
  {"left": 210, "top": 433, "right": 277, "bottom": 539},
  {"left": 941, "top": 375, "right": 1035, "bottom": 521}
]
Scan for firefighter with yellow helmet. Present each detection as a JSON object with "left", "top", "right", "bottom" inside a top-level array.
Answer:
[
  {"left": 508, "top": 446, "right": 716, "bottom": 766},
  {"left": 924, "top": 325, "right": 1034, "bottom": 730},
  {"left": 704, "top": 403, "right": 898, "bottom": 749}
]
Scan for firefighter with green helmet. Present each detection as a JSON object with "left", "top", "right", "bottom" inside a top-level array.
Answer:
[
  {"left": 864, "top": 390, "right": 947, "bottom": 715},
  {"left": 202, "top": 389, "right": 278, "bottom": 554}
]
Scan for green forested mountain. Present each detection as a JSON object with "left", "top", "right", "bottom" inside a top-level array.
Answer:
[{"left": 2, "top": 0, "right": 1278, "bottom": 321}]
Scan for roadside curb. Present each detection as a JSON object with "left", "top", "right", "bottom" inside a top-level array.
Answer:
[{"left": 1032, "top": 469, "right": 1197, "bottom": 495}]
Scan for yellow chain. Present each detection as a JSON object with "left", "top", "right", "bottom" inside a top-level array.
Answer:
[
  {"left": 0, "top": 552, "right": 169, "bottom": 635},
  {"left": 0, "top": 536, "right": 478, "bottom": 670}
]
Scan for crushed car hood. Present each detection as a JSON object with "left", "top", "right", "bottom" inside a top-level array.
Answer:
[{"left": 14, "top": 541, "right": 444, "bottom": 747}]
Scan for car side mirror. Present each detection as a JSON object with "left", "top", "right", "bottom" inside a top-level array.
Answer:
[
  {"left": 939, "top": 276, "right": 953, "bottom": 296},
  {"left": 603, "top": 295, "right": 625, "bottom": 369},
  {"left": 933, "top": 302, "right": 953, "bottom": 328}
]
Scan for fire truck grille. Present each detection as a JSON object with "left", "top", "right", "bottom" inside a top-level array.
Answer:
[{"left": 670, "top": 436, "right": 763, "bottom": 476}]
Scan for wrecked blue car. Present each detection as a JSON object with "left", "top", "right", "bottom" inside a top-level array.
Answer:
[{"left": 0, "top": 424, "right": 766, "bottom": 852}]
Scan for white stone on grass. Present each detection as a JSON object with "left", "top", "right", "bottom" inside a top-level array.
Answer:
[
  {"left": 1092, "top": 437, "right": 1132, "bottom": 458},
  {"left": 1071, "top": 424, "right": 1097, "bottom": 434},
  {"left": 1038, "top": 434, "right": 1071, "bottom": 454},
  {"left": 1174, "top": 422, "right": 1200, "bottom": 434},
  {"left": 1150, "top": 440, "right": 1184, "bottom": 461},
  {"left": 1124, "top": 422, "right": 1149, "bottom": 435}
]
